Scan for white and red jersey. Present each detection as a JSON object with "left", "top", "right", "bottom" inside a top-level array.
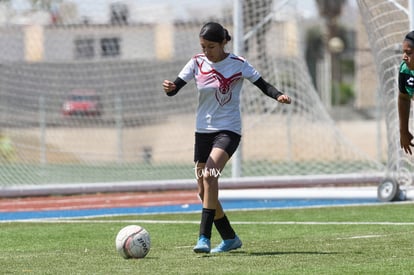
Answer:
[{"left": 178, "top": 53, "right": 261, "bottom": 135}]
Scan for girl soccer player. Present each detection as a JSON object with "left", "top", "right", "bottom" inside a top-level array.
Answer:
[
  {"left": 399, "top": 30, "right": 414, "bottom": 155},
  {"left": 163, "top": 22, "right": 291, "bottom": 253}
]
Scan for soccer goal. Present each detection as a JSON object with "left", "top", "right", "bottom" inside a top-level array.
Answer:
[
  {"left": 0, "top": 0, "right": 387, "bottom": 196},
  {"left": 357, "top": 0, "right": 414, "bottom": 201}
]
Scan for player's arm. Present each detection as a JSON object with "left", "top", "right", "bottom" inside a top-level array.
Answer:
[
  {"left": 253, "top": 77, "right": 291, "bottom": 104},
  {"left": 163, "top": 77, "right": 187, "bottom": 96},
  {"left": 398, "top": 91, "right": 414, "bottom": 154}
]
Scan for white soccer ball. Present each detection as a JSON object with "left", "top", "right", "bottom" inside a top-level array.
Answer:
[{"left": 115, "top": 225, "right": 151, "bottom": 259}]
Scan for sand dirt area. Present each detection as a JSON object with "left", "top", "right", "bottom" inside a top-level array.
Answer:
[{"left": 9, "top": 118, "right": 388, "bottom": 163}]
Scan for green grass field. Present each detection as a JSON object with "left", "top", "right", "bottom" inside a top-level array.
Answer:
[{"left": 1, "top": 203, "right": 414, "bottom": 274}]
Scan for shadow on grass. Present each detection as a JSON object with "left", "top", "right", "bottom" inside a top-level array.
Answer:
[
  {"left": 201, "top": 250, "right": 347, "bottom": 257},
  {"left": 248, "top": 251, "right": 344, "bottom": 256}
]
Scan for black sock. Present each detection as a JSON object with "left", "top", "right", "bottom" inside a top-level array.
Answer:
[
  {"left": 199, "top": 208, "right": 216, "bottom": 239},
  {"left": 214, "top": 215, "right": 236, "bottom": 240}
]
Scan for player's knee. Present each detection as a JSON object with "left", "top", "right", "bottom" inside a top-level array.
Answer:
[{"left": 202, "top": 172, "right": 218, "bottom": 187}]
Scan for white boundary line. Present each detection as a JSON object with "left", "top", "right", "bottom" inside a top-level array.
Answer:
[
  {"left": 220, "top": 186, "right": 414, "bottom": 200},
  {"left": 4, "top": 219, "right": 414, "bottom": 226}
]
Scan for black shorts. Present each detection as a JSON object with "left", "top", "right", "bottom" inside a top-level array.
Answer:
[{"left": 194, "top": 130, "right": 241, "bottom": 163}]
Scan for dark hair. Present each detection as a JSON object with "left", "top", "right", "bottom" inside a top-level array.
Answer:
[
  {"left": 199, "top": 22, "right": 231, "bottom": 43},
  {"left": 405, "top": 31, "right": 414, "bottom": 45}
]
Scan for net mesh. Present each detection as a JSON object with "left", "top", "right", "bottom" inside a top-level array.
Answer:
[
  {"left": 357, "top": 0, "right": 413, "bottom": 187},
  {"left": 0, "top": 0, "right": 383, "bottom": 186}
]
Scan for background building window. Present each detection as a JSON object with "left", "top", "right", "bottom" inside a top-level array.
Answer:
[
  {"left": 74, "top": 38, "right": 95, "bottom": 59},
  {"left": 101, "top": 37, "right": 120, "bottom": 57}
]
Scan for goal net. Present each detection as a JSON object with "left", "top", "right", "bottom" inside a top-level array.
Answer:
[
  {"left": 357, "top": 0, "right": 413, "bottom": 188},
  {"left": 0, "top": 0, "right": 383, "bottom": 190}
]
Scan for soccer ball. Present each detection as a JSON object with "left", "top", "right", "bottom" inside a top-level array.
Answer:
[{"left": 115, "top": 225, "right": 151, "bottom": 259}]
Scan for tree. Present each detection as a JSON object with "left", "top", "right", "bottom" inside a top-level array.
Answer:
[
  {"left": 315, "top": 0, "right": 347, "bottom": 105},
  {"left": 305, "top": 26, "right": 324, "bottom": 88},
  {"left": 315, "top": 0, "right": 346, "bottom": 39}
]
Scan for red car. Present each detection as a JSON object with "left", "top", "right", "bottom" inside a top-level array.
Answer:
[{"left": 62, "top": 89, "right": 102, "bottom": 116}]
